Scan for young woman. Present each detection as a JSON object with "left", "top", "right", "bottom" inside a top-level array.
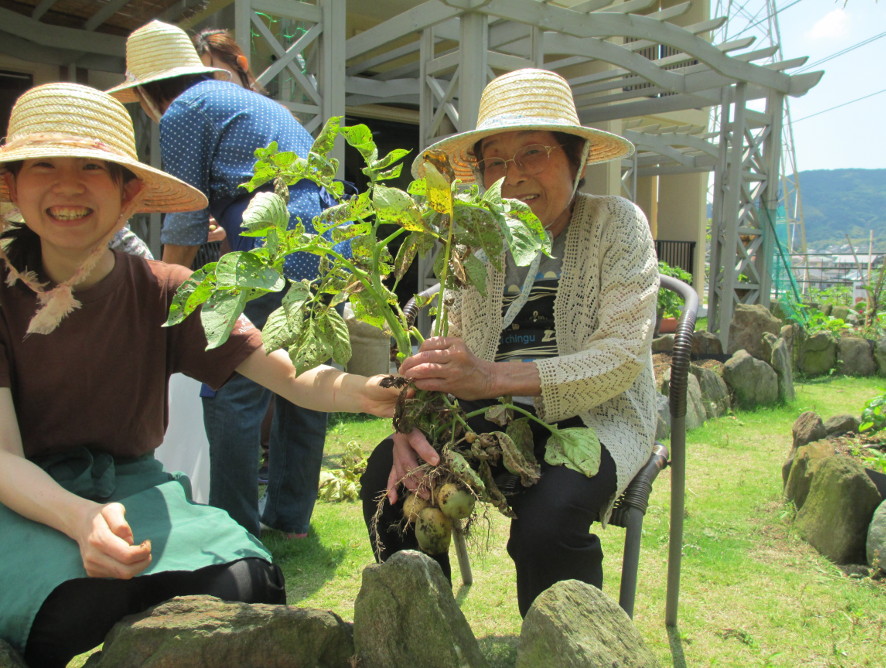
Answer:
[{"left": 0, "top": 82, "right": 421, "bottom": 667}]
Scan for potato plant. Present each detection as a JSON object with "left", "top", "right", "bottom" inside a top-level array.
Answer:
[{"left": 166, "top": 117, "right": 602, "bottom": 555}]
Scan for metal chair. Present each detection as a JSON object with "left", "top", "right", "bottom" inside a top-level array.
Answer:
[{"left": 400, "top": 274, "right": 697, "bottom": 625}]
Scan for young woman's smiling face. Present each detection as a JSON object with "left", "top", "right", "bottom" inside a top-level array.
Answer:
[
  {"left": 4, "top": 157, "right": 140, "bottom": 260},
  {"left": 479, "top": 130, "right": 578, "bottom": 238}
]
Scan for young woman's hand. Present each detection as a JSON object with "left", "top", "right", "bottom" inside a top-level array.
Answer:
[{"left": 77, "top": 502, "right": 152, "bottom": 579}]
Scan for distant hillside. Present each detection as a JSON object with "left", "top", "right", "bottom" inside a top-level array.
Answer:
[{"left": 799, "top": 169, "right": 886, "bottom": 252}]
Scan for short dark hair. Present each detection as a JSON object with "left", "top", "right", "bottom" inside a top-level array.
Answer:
[
  {"left": 2, "top": 159, "right": 136, "bottom": 185},
  {"left": 139, "top": 74, "right": 207, "bottom": 107}
]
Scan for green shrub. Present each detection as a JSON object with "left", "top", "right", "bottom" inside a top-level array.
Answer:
[{"left": 658, "top": 260, "right": 693, "bottom": 318}]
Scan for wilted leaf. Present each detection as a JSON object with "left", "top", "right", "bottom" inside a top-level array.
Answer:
[
  {"left": 484, "top": 404, "right": 512, "bottom": 426},
  {"left": 502, "top": 421, "right": 540, "bottom": 486},
  {"left": 444, "top": 449, "right": 486, "bottom": 495},
  {"left": 544, "top": 427, "right": 602, "bottom": 478}
]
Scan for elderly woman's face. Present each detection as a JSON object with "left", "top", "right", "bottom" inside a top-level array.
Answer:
[{"left": 479, "top": 130, "right": 577, "bottom": 237}]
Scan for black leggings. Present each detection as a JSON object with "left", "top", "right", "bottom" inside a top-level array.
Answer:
[
  {"left": 359, "top": 402, "right": 617, "bottom": 616},
  {"left": 24, "top": 557, "right": 285, "bottom": 668}
]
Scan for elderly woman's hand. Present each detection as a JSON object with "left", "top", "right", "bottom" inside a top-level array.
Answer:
[
  {"left": 398, "top": 336, "right": 499, "bottom": 400},
  {"left": 387, "top": 429, "right": 439, "bottom": 504}
]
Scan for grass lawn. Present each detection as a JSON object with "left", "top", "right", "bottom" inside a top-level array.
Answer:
[{"left": 267, "top": 376, "right": 886, "bottom": 667}]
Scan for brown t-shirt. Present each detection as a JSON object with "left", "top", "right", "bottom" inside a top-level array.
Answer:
[{"left": 0, "top": 251, "right": 263, "bottom": 459}]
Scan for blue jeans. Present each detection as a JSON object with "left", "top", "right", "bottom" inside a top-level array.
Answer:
[{"left": 202, "top": 290, "right": 327, "bottom": 537}]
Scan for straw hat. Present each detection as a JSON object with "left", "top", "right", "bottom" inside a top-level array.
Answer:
[
  {"left": 0, "top": 82, "right": 206, "bottom": 213},
  {"left": 412, "top": 68, "right": 634, "bottom": 183},
  {"left": 107, "top": 20, "right": 225, "bottom": 104},
  {"left": 0, "top": 82, "right": 207, "bottom": 335}
]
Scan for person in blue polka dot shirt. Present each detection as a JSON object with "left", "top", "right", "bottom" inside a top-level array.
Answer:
[{"left": 109, "top": 20, "right": 338, "bottom": 540}]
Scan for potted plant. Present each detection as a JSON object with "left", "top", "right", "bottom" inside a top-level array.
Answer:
[{"left": 657, "top": 260, "right": 692, "bottom": 334}]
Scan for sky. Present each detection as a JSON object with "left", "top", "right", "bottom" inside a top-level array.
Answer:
[{"left": 718, "top": 0, "right": 886, "bottom": 172}]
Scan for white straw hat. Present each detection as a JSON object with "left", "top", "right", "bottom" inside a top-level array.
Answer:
[
  {"left": 107, "top": 20, "right": 225, "bottom": 104},
  {"left": 0, "top": 82, "right": 207, "bottom": 213},
  {"left": 412, "top": 68, "right": 634, "bottom": 183}
]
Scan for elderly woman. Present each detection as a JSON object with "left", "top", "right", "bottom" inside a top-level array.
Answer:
[{"left": 360, "top": 68, "right": 659, "bottom": 616}]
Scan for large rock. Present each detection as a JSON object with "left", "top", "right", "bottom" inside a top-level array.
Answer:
[
  {"left": 867, "top": 500, "right": 886, "bottom": 573},
  {"left": 874, "top": 337, "right": 886, "bottom": 376},
  {"left": 783, "top": 441, "right": 835, "bottom": 509},
  {"left": 651, "top": 333, "right": 674, "bottom": 353},
  {"left": 692, "top": 330, "right": 723, "bottom": 357},
  {"left": 84, "top": 596, "right": 354, "bottom": 668},
  {"left": 353, "top": 550, "right": 486, "bottom": 668},
  {"left": 516, "top": 580, "right": 657, "bottom": 668},
  {"left": 794, "top": 456, "right": 882, "bottom": 564},
  {"left": 0, "top": 640, "right": 26, "bottom": 668},
  {"left": 836, "top": 337, "right": 876, "bottom": 376},
  {"left": 791, "top": 411, "right": 827, "bottom": 450},
  {"left": 727, "top": 304, "right": 782, "bottom": 360},
  {"left": 689, "top": 363, "right": 730, "bottom": 419},
  {"left": 659, "top": 367, "right": 706, "bottom": 430},
  {"left": 823, "top": 414, "right": 860, "bottom": 436},
  {"left": 722, "top": 350, "right": 779, "bottom": 409},
  {"left": 769, "top": 336, "right": 795, "bottom": 403},
  {"left": 796, "top": 332, "right": 837, "bottom": 377}
]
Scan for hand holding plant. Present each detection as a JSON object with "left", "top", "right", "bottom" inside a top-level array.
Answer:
[{"left": 166, "top": 117, "right": 601, "bottom": 554}]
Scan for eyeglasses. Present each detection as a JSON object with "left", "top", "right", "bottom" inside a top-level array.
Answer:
[{"left": 475, "top": 144, "right": 563, "bottom": 180}]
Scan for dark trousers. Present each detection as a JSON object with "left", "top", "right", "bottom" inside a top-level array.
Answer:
[
  {"left": 25, "top": 557, "right": 285, "bottom": 668},
  {"left": 359, "top": 402, "right": 617, "bottom": 616}
]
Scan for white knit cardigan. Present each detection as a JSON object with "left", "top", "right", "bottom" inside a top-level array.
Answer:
[{"left": 446, "top": 193, "right": 660, "bottom": 522}]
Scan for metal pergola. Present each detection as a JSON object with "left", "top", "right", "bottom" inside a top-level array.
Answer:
[{"left": 0, "top": 0, "right": 822, "bottom": 344}]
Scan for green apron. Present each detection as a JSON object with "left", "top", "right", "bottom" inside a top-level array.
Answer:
[{"left": 0, "top": 448, "right": 272, "bottom": 653}]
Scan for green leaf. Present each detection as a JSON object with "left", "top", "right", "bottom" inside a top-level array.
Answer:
[
  {"left": 318, "top": 306, "right": 352, "bottom": 367},
  {"left": 393, "top": 231, "right": 435, "bottom": 282},
  {"left": 215, "top": 252, "right": 285, "bottom": 292},
  {"left": 311, "top": 116, "right": 343, "bottom": 157},
  {"left": 200, "top": 289, "right": 251, "bottom": 350},
  {"left": 462, "top": 253, "right": 487, "bottom": 297},
  {"left": 544, "top": 427, "right": 602, "bottom": 478},
  {"left": 373, "top": 148, "right": 411, "bottom": 170},
  {"left": 502, "top": 199, "right": 551, "bottom": 266},
  {"left": 290, "top": 318, "right": 334, "bottom": 375},
  {"left": 241, "top": 191, "right": 290, "bottom": 236},
  {"left": 339, "top": 123, "right": 377, "bottom": 163},
  {"left": 372, "top": 185, "right": 425, "bottom": 231},
  {"left": 165, "top": 266, "right": 216, "bottom": 327}
]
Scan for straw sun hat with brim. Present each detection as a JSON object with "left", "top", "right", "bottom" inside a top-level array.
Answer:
[
  {"left": 0, "top": 82, "right": 206, "bottom": 212},
  {"left": 106, "top": 19, "right": 226, "bottom": 104},
  {"left": 412, "top": 68, "right": 635, "bottom": 184},
  {"left": 0, "top": 82, "right": 207, "bottom": 335}
]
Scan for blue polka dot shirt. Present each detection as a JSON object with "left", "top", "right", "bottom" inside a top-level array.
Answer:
[{"left": 159, "top": 79, "right": 334, "bottom": 281}]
